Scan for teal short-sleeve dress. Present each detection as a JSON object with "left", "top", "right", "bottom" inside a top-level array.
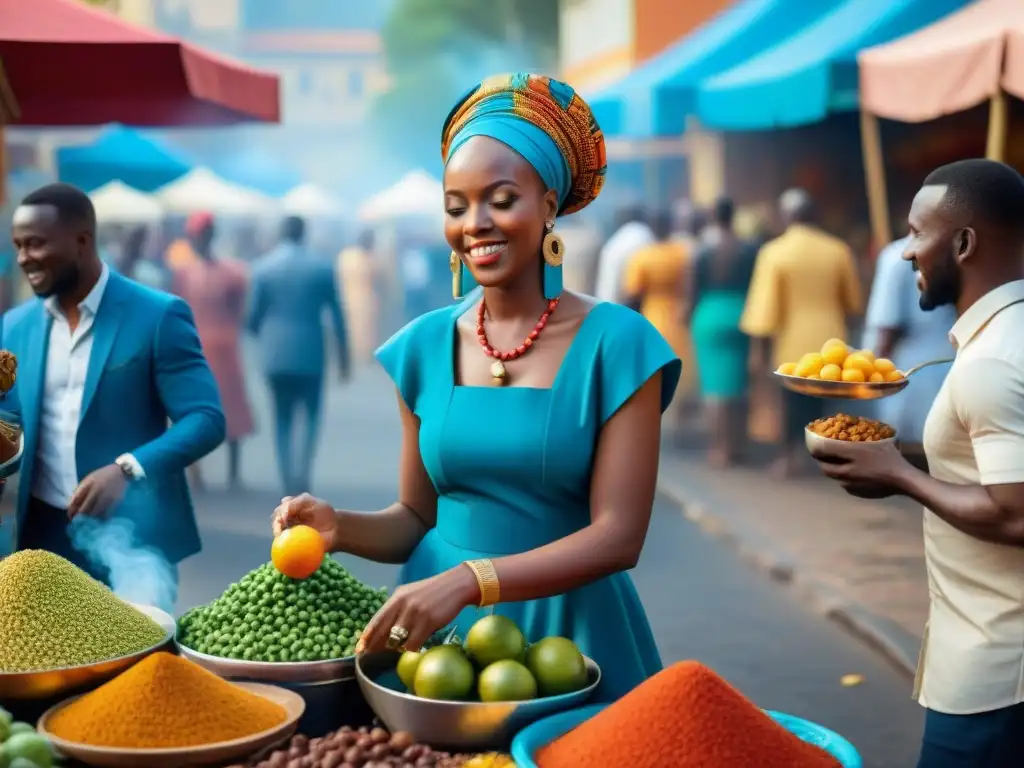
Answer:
[{"left": 375, "top": 300, "right": 681, "bottom": 701}]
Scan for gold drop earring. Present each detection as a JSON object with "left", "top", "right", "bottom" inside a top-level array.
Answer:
[
  {"left": 450, "top": 250, "right": 463, "bottom": 299},
  {"left": 542, "top": 222, "right": 564, "bottom": 267}
]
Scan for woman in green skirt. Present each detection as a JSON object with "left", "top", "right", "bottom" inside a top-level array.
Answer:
[{"left": 687, "top": 197, "right": 758, "bottom": 467}]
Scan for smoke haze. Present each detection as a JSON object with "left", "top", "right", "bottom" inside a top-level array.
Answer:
[{"left": 69, "top": 516, "right": 177, "bottom": 614}]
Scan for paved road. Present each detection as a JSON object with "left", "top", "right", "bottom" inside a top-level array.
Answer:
[{"left": 181, "top": 358, "right": 924, "bottom": 768}]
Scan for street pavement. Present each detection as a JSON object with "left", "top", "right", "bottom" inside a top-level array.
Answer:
[{"left": 182, "top": 354, "right": 924, "bottom": 767}]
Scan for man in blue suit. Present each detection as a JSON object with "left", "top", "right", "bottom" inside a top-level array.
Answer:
[
  {"left": 0, "top": 184, "right": 225, "bottom": 608},
  {"left": 248, "top": 216, "right": 349, "bottom": 496}
]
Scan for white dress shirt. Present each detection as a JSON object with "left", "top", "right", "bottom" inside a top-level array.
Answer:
[
  {"left": 32, "top": 266, "right": 113, "bottom": 509},
  {"left": 594, "top": 221, "right": 654, "bottom": 303},
  {"left": 916, "top": 280, "right": 1024, "bottom": 714}
]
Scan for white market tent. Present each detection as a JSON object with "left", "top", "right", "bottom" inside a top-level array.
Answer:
[
  {"left": 154, "top": 167, "right": 276, "bottom": 216},
  {"left": 89, "top": 181, "right": 164, "bottom": 224},
  {"left": 282, "top": 183, "right": 344, "bottom": 218},
  {"left": 357, "top": 170, "right": 443, "bottom": 222}
]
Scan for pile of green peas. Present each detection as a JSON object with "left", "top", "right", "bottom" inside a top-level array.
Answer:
[{"left": 177, "top": 558, "right": 388, "bottom": 662}]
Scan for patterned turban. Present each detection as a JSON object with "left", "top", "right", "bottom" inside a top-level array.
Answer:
[{"left": 441, "top": 73, "right": 607, "bottom": 216}]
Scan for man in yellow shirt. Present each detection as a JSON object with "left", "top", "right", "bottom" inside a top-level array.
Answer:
[{"left": 741, "top": 189, "right": 862, "bottom": 475}]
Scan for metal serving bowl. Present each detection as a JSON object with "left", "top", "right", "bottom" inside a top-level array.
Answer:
[
  {"left": 175, "top": 641, "right": 371, "bottom": 737},
  {"left": 355, "top": 650, "right": 601, "bottom": 752},
  {"left": 805, "top": 426, "right": 897, "bottom": 456},
  {"left": 0, "top": 603, "right": 174, "bottom": 701},
  {"left": 0, "top": 431, "right": 24, "bottom": 480},
  {"left": 776, "top": 372, "right": 908, "bottom": 401},
  {"left": 175, "top": 639, "right": 356, "bottom": 684}
]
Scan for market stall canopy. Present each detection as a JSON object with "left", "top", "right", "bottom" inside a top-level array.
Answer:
[
  {"left": 154, "top": 168, "right": 276, "bottom": 216},
  {"left": 858, "top": 0, "right": 1024, "bottom": 122},
  {"left": 357, "top": 171, "right": 443, "bottom": 223},
  {"left": 588, "top": 0, "right": 846, "bottom": 139},
  {"left": 56, "top": 124, "right": 193, "bottom": 193},
  {"left": 282, "top": 184, "right": 345, "bottom": 218},
  {"left": 0, "top": 0, "right": 280, "bottom": 126},
  {"left": 89, "top": 181, "right": 164, "bottom": 224},
  {"left": 212, "top": 147, "right": 302, "bottom": 197},
  {"left": 696, "top": 0, "right": 969, "bottom": 130}
]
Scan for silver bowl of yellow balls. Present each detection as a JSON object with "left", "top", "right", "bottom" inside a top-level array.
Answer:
[
  {"left": 356, "top": 615, "right": 601, "bottom": 752},
  {"left": 775, "top": 338, "right": 951, "bottom": 400}
]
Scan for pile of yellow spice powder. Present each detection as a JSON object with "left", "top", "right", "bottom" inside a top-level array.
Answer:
[{"left": 47, "top": 652, "right": 287, "bottom": 748}]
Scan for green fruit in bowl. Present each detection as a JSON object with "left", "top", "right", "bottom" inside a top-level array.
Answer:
[
  {"left": 526, "top": 637, "right": 589, "bottom": 697},
  {"left": 478, "top": 659, "right": 537, "bottom": 702},
  {"left": 396, "top": 649, "right": 424, "bottom": 691},
  {"left": 4, "top": 726, "right": 31, "bottom": 740},
  {"left": 2, "top": 731, "right": 52, "bottom": 768},
  {"left": 413, "top": 645, "right": 475, "bottom": 701},
  {"left": 10, "top": 758, "right": 43, "bottom": 768},
  {"left": 464, "top": 615, "right": 526, "bottom": 668}
]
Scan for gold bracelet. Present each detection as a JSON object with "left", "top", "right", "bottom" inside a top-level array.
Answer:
[{"left": 463, "top": 559, "right": 500, "bottom": 607}]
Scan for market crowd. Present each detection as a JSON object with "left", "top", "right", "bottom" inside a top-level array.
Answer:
[{"left": 1, "top": 141, "right": 1024, "bottom": 765}]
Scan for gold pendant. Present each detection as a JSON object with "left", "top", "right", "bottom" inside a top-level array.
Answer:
[{"left": 490, "top": 360, "right": 508, "bottom": 385}]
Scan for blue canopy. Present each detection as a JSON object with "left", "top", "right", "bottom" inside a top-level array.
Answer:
[
  {"left": 56, "top": 125, "right": 193, "bottom": 193},
  {"left": 589, "top": 0, "right": 846, "bottom": 139},
  {"left": 212, "top": 147, "right": 302, "bottom": 197},
  {"left": 695, "top": 0, "right": 971, "bottom": 130}
]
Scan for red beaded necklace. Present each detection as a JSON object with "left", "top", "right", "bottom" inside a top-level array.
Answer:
[{"left": 476, "top": 297, "right": 560, "bottom": 385}]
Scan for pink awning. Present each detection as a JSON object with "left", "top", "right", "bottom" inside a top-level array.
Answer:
[
  {"left": 0, "top": 0, "right": 280, "bottom": 126},
  {"left": 858, "top": 0, "right": 1024, "bottom": 122}
]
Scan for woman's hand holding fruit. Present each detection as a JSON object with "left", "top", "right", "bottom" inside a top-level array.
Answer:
[{"left": 271, "top": 493, "right": 340, "bottom": 552}]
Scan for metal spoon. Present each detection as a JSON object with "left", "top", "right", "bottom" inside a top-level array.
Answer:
[{"left": 902, "top": 357, "right": 955, "bottom": 377}]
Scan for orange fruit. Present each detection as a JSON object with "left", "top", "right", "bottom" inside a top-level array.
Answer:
[
  {"left": 873, "top": 358, "right": 896, "bottom": 374},
  {"left": 856, "top": 349, "right": 876, "bottom": 363},
  {"left": 868, "top": 372, "right": 885, "bottom": 383},
  {"left": 821, "top": 344, "right": 848, "bottom": 367},
  {"left": 884, "top": 370, "right": 904, "bottom": 382},
  {"left": 271, "top": 525, "right": 326, "bottom": 580},
  {"left": 794, "top": 354, "right": 824, "bottom": 378},
  {"left": 819, "top": 364, "right": 842, "bottom": 381},
  {"left": 777, "top": 362, "right": 798, "bottom": 376},
  {"left": 822, "top": 337, "right": 846, "bottom": 348},
  {"left": 843, "top": 354, "right": 875, "bottom": 376},
  {"left": 841, "top": 368, "right": 866, "bottom": 383}
]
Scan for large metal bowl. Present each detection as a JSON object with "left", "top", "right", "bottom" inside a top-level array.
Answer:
[
  {"left": 0, "top": 603, "right": 174, "bottom": 701},
  {"left": 355, "top": 650, "right": 601, "bottom": 752},
  {"left": 776, "top": 372, "right": 908, "bottom": 400},
  {"left": 175, "top": 639, "right": 356, "bottom": 684},
  {"left": 0, "top": 430, "right": 24, "bottom": 479}
]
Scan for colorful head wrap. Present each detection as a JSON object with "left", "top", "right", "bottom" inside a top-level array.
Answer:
[{"left": 441, "top": 73, "right": 606, "bottom": 216}]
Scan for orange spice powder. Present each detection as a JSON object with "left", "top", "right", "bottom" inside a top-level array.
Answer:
[{"left": 536, "top": 660, "right": 843, "bottom": 768}]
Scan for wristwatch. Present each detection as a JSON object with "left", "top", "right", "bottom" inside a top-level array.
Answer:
[{"left": 115, "top": 454, "right": 145, "bottom": 482}]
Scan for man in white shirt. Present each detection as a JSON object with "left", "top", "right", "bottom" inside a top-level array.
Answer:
[
  {"left": 593, "top": 207, "right": 653, "bottom": 304},
  {"left": 810, "top": 159, "right": 1024, "bottom": 767},
  {"left": 2, "top": 184, "right": 225, "bottom": 612}
]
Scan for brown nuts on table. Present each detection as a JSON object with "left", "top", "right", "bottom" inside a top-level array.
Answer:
[{"left": 249, "top": 725, "right": 504, "bottom": 768}]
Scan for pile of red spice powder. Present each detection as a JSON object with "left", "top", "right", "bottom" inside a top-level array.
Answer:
[{"left": 536, "top": 660, "right": 843, "bottom": 768}]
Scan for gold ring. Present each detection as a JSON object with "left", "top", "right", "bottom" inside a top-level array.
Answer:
[{"left": 387, "top": 626, "right": 410, "bottom": 650}]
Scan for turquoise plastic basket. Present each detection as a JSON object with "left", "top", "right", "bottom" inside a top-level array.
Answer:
[{"left": 510, "top": 704, "right": 863, "bottom": 768}]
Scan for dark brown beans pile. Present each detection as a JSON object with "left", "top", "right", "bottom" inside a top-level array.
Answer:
[{"left": 236, "top": 726, "right": 486, "bottom": 768}]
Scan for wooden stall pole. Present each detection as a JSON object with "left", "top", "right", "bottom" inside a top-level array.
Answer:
[
  {"left": 0, "top": 57, "right": 22, "bottom": 208},
  {"left": 985, "top": 89, "right": 1008, "bottom": 162},
  {"left": 860, "top": 108, "right": 891, "bottom": 251}
]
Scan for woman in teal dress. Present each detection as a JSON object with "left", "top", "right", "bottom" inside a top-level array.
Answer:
[{"left": 271, "top": 73, "right": 681, "bottom": 701}]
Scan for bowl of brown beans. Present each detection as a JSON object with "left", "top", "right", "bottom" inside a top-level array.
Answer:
[{"left": 805, "top": 414, "right": 897, "bottom": 454}]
